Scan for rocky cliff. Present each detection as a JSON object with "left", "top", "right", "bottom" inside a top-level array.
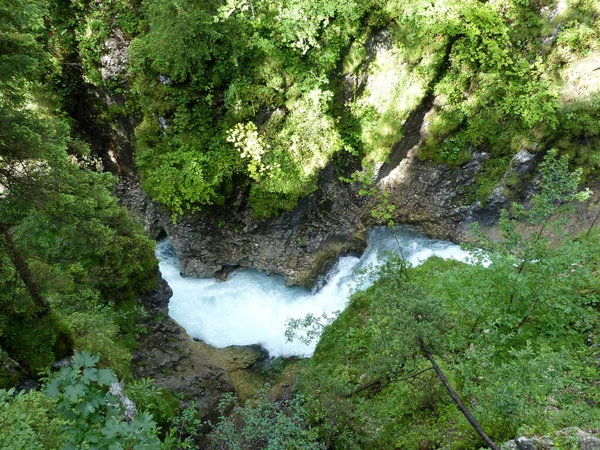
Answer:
[{"left": 98, "top": 3, "right": 598, "bottom": 289}]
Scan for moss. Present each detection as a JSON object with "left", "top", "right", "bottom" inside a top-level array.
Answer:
[
  {"left": 1, "top": 313, "right": 73, "bottom": 376},
  {"left": 0, "top": 351, "right": 25, "bottom": 389},
  {"left": 474, "top": 156, "right": 510, "bottom": 205},
  {"left": 149, "top": 389, "right": 180, "bottom": 432}
]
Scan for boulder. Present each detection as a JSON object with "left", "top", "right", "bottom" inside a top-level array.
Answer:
[
  {"left": 577, "top": 430, "right": 600, "bottom": 450},
  {"left": 515, "top": 436, "right": 554, "bottom": 450}
]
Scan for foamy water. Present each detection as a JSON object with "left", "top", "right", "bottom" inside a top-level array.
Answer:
[{"left": 157, "top": 226, "right": 470, "bottom": 357}]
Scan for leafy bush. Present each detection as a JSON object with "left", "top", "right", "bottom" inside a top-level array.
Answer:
[
  {"left": 208, "top": 390, "right": 322, "bottom": 450},
  {"left": 296, "top": 152, "right": 600, "bottom": 448},
  {"left": 0, "top": 388, "right": 65, "bottom": 450},
  {"left": 44, "top": 351, "right": 162, "bottom": 449},
  {"left": 0, "top": 352, "right": 163, "bottom": 449}
]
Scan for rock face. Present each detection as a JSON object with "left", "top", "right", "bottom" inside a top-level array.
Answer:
[
  {"left": 576, "top": 430, "right": 600, "bottom": 450},
  {"left": 95, "top": 15, "right": 599, "bottom": 289},
  {"left": 117, "top": 136, "right": 496, "bottom": 288},
  {"left": 118, "top": 166, "right": 368, "bottom": 288},
  {"left": 461, "top": 149, "right": 540, "bottom": 231},
  {"left": 379, "top": 146, "right": 488, "bottom": 240},
  {"left": 100, "top": 29, "right": 129, "bottom": 81},
  {"left": 134, "top": 274, "right": 235, "bottom": 423},
  {"left": 109, "top": 27, "right": 512, "bottom": 288},
  {"left": 135, "top": 273, "right": 282, "bottom": 420},
  {"left": 514, "top": 436, "right": 555, "bottom": 450}
]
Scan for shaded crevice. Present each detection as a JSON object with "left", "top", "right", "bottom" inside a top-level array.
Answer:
[
  {"left": 376, "top": 36, "right": 459, "bottom": 181},
  {"left": 155, "top": 228, "right": 167, "bottom": 241},
  {"left": 376, "top": 95, "right": 435, "bottom": 181}
]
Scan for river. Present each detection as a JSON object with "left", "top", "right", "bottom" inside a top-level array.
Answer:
[{"left": 156, "top": 226, "right": 470, "bottom": 357}]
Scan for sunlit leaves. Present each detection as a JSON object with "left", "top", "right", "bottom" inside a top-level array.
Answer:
[{"left": 130, "top": 0, "right": 364, "bottom": 217}]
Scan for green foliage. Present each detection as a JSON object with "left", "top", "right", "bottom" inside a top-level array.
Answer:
[
  {"left": 42, "top": 0, "right": 600, "bottom": 222},
  {"left": 128, "top": 0, "right": 369, "bottom": 217},
  {"left": 512, "top": 149, "right": 591, "bottom": 226},
  {"left": 416, "top": 1, "right": 560, "bottom": 164},
  {"left": 166, "top": 403, "right": 204, "bottom": 449},
  {"left": 43, "top": 351, "right": 162, "bottom": 449},
  {"left": 63, "top": 306, "right": 132, "bottom": 376},
  {"left": 127, "top": 378, "right": 180, "bottom": 431},
  {"left": 0, "top": 0, "right": 48, "bottom": 107},
  {"left": 295, "top": 154, "right": 600, "bottom": 448},
  {"left": 474, "top": 156, "right": 510, "bottom": 205},
  {"left": 208, "top": 390, "right": 322, "bottom": 449},
  {"left": 0, "top": 388, "right": 66, "bottom": 450},
  {"left": 1, "top": 313, "right": 73, "bottom": 375},
  {"left": 285, "top": 312, "right": 337, "bottom": 346},
  {"left": 0, "top": 0, "right": 157, "bottom": 381},
  {"left": 0, "top": 352, "right": 164, "bottom": 449}
]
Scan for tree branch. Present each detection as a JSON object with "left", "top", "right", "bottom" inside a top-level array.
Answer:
[
  {"left": 0, "top": 222, "right": 51, "bottom": 315},
  {"left": 418, "top": 336, "right": 499, "bottom": 450}
]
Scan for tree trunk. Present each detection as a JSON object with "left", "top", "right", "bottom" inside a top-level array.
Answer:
[
  {"left": 418, "top": 336, "right": 499, "bottom": 450},
  {"left": 0, "top": 223, "right": 51, "bottom": 315}
]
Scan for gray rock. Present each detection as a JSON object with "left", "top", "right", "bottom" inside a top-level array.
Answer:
[
  {"left": 118, "top": 166, "right": 368, "bottom": 288},
  {"left": 109, "top": 381, "right": 137, "bottom": 422},
  {"left": 515, "top": 436, "right": 554, "bottom": 450},
  {"left": 460, "top": 148, "right": 540, "bottom": 231},
  {"left": 132, "top": 305, "right": 235, "bottom": 425},
  {"left": 515, "top": 436, "right": 537, "bottom": 450},
  {"left": 511, "top": 149, "right": 537, "bottom": 177},
  {"left": 145, "top": 273, "right": 172, "bottom": 313},
  {"left": 52, "top": 356, "right": 74, "bottom": 369},
  {"left": 116, "top": 179, "right": 166, "bottom": 239},
  {"left": 100, "top": 29, "right": 130, "bottom": 81},
  {"left": 577, "top": 430, "right": 600, "bottom": 450},
  {"left": 501, "top": 441, "right": 518, "bottom": 450},
  {"left": 380, "top": 145, "right": 486, "bottom": 238}
]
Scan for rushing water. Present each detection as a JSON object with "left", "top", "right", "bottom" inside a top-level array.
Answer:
[{"left": 156, "top": 226, "right": 470, "bottom": 357}]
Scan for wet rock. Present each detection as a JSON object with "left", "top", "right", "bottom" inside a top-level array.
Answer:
[
  {"left": 210, "top": 345, "right": 268, "bottom": 372},
  {"left": 118, "top": 167, "right": 367, "bottom": 288},
  {"left": 135, "top": 280, "right": 235, "bottom": 423},
  {"left": 145, "top": 273, "right": 172, "bottom": 313},
  {"left": 116, "top": 179, "right": 166, "bottom": 239},
  {"left": 214, "top": 265, "right": 236, "bottom": 282},
  {"left": 202, "top": 344, "right": 270, "bottom": 401},
  {"left": 132, "top": 311, "right": 235, "bottom": 423},
  {"left": 135, "top": 275, "right": 277, "bottom": 419}
]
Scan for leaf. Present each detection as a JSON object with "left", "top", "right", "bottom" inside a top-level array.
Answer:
[
  {"left": 82, "top": 367, "right": 99, "bottom": 384},
  {"left": 44, "top": 380, "right": 60, "bottom": 399},
  {"left": 64, "top": 382, "right": 87, "bottom": 402},
  {"left": 97, "top": 368, "right": 118, "bottom": 387},
  {"left": 73, "top": 351, "right": 100, "bottom": 370}
]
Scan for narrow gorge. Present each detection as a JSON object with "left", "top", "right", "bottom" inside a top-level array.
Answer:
[{"left": 1, "top": 0, "right": 600, "bottom": 448}]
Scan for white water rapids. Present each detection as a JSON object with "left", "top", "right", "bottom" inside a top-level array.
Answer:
[{"left": 156, "top": 226, "right": 470, "bottom": 357}]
